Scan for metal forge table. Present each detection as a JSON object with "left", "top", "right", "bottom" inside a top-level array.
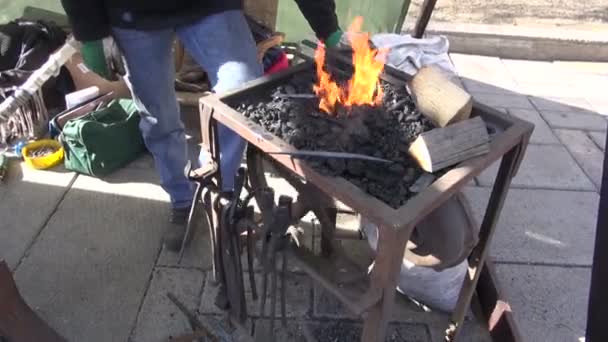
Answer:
[{"left": 192, "top": 59, "right": 533, "bottom": 341}]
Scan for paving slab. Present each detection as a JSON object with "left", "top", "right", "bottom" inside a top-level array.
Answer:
[
  {"left": 570, "top": 74, "right": 608, "bottom": 100},
  {"left": 200, "top": 271, "right": 311, "bottom": 318},
  {"left": 515, "top": 82, "right": 586, "bottom": 98},
  {"left": 252, "top": 318, "right": 434, "bottom": 342},
  {"left": 552, "top": 61, "right": 608, "bottom": 76},
  {"left": 588, "top": 131, "right": 606, "bottom": 151},
  {"left": 529, "top": 96, "right": 597, "bottom": 114},
  {"left": 310, "top": 320, "right": 432, "bottom": 342},
  {"left": 312, "top": 283, "right": 451, "bottom": 330},
  {"left": 14, "top": 167, "right": 169, "bottom": 342},
  {"left": 459, "top": 78, "right": 516, "bottom": 96},
  {"left": 540, "top": 110, "right": 608, "bottom": 131},
  {"left": 555, "top": 129, "right": 605, "bottom": 190},
  {"left": 449, "top": 54, "right": 519, "bottom": 91},
  {"left": 0, "top": 162, "right": 76, "bottom": 269},
  {"left": 495, "top": 264, "right": 590, "bottom": 342},
  {"left": 585, "top": 96, "right": 608, "bottom": 116},
  {"left": 507, "top": 108, "right": 560, "bottom": 144},
  {"left": 501, "top": 59, "right": 568, "bottom": 85},
  {"left": 477, "top": 144, "right": 595, "bottom": 191},
  {"left": 156, "top": 211, "right": 214, "bottom": 270},
  {"left": 131, "top": 267, "right": 205, "bottom": 342},
  {"left": 197, "top": 314, "right": 253, "bottom": 342},
  {"left": 464, "top": 187, "right": 599, "bottom": 265},
  {"left": 255, "top": 316, "right": 489, "bottom": 342},
  {"left": 471, "top": 93, "right": 534, "bottom": 110},
  {"left": 252, "top": 319, "right": 308, "bottom": 342}
]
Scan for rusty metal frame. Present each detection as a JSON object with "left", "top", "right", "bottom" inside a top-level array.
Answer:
[
  {"left": 0, "top": 261, "right": 67, "bottom": 342},
  {"left": 197, "top": 60, "right": 532, "bottom": 341}
]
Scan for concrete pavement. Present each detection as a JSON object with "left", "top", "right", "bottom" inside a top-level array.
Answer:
[
  {"left": 452, "top": 54, "right": 605, "bottom": 341},
  {"left": 1, "top": 55, "right": 605, "bottom": 341}
]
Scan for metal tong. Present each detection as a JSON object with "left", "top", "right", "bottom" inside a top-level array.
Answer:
[
  {"left": 216, "top": 167, "right": 258, "bottom": 322},
  {"left": 257, "top": 189, "right": 293, "bottom": 340}
]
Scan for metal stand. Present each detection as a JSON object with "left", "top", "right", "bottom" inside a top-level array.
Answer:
[{"left": 188, "top": 59, "right": 532, "bottom": 341}]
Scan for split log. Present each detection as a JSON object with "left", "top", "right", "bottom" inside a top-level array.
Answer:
[
  {"left": 408, "top": 116, "right": 490, "bottom": 172},
  {"left": 408, "top": 66, "right": 473, "bottom": 127}
]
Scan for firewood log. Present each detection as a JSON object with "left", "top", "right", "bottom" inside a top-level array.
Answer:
[
  {"left": 408, "top": 66, "right": 473, "bottom": 127},
  {"left": 408, "top": 116, "right": 489, "bottom": 172}
]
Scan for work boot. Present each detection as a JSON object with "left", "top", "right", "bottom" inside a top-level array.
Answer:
[{"left": 164, "top": 206, "right": 191, "bottom": 252}]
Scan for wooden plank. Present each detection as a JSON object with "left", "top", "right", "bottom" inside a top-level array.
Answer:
[{"left": 408, "top": 116, "right": 490, "bottom": 172}]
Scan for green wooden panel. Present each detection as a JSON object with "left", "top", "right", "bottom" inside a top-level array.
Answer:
[
  {"left": 276, "top": 0, "right": 410, "bottom": 43},
  {"left": 0, "top": 0, "right": 65, "bottom": 23}
]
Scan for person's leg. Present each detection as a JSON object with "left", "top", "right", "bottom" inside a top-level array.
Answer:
[
  {"left": 111, "top": 27, "right": 193, "bottom": 209},
  {"left": 112, "top": 27, "right": 194, "bottom": 251},
  {"left": 177, "top": 10, "right": 263, "bottom": 191}
]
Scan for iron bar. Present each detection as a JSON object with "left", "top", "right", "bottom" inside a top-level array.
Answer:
[
  {"left": 412, "top": 0, "right": 438, "bottom": 38},
  {"left": 449, "top": 145, "right": 521, "bottom": 340}
]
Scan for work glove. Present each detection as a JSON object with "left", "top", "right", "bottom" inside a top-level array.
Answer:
[
  {"left": 324, "top": 29, "right": 377, "bottom": 50},
  {"left": 79, "top": 38, "right": 124, "bottom": 81},
  {"left": 325, "top": 30, "right": 344, "bottom": 49}
]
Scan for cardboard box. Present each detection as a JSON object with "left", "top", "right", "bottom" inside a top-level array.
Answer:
[{"left": 64, "top": 53, "right": 131, "bottom": 99}]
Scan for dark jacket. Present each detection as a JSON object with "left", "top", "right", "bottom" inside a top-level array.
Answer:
[{"left": 61, "top": 0, "right": 339, "bottom": 42}]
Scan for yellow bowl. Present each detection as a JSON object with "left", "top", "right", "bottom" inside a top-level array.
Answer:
[{"left": 22, "top": 139, "right": 64, "bottom": 170}]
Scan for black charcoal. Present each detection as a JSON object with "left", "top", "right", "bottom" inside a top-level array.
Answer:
[{"left": 230, "top": 71, "right": 437, "bottom": 208}]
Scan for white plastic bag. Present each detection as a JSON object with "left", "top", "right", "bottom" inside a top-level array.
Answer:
[{"left": 362, "top": 219, "right": 467, "bottom": 312}]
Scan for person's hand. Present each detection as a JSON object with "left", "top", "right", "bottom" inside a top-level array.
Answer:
[
  {"left": 325, "top": 30, "right": 344, "bottom": 49},
  {"left": 324, "top": 29, "right": 377, "bottom": 51},
  {"left": 79, "top": 38, "right": 122, "bottom": 81}
]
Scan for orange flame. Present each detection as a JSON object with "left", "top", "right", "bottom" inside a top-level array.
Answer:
[
  {"left": 313, "top": 17, "right": 388, "bottom": 114},
  {"left": 313, "top": 45, "right": 342, "bottom": 113}
]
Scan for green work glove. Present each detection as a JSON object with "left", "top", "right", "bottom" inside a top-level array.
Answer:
[
  {"left": 80, "top": 39, "right": 124, "bottom": 81},
  {"left": 324, "top": 29, "right": 376, "bottom": 50},
  {"left": 325, "top": 30, "right": 344, "bottom": 48}
]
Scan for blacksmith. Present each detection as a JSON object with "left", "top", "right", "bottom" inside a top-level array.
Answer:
[{"left": 60, "top": 0, "right": 346, "bottom": 251}]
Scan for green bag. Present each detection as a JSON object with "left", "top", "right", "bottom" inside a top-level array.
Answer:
[{"left": 60, "top": 99, "right": 145, "bottom": 177}]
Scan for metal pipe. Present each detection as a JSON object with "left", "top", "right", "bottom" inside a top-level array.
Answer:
[
  {"left": 0, "top": 38, "right": 78, "bottom": 123},
  {"left": 412, "top": 0, "right": 438, "bottom": 38}
]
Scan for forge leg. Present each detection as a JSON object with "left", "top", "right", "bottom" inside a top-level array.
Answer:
[
  {"left": 319, "top": 207, "right": 338, "bottom": 257},
  {"left": 448, "top": 146, "right": 521, "bottom": 340},
  {"left": 361, "top": 226, "right": 411, "bottom": 342}
]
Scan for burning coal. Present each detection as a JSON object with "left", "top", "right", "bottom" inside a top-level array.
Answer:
[{"left": 313, "top": 17, "right": 388, "bottom": 115}]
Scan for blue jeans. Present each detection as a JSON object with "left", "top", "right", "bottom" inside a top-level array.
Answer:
[{"left": 113, "top": 10, "right": 263, "bottom": 208}]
